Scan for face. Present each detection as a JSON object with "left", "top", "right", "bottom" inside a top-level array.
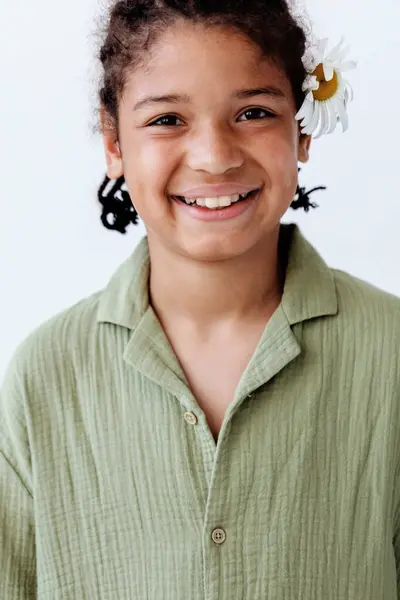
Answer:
[{"left": 102, "top": 19, "right": 311, "bottom": 262}]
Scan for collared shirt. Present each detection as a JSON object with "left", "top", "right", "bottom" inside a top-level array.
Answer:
[{"left": 1, "top": 222, "right": 400, "bottom": 599}]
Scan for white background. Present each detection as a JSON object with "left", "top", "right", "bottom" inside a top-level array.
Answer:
[{"left": 1, "top": 0, "right": 399, "bottom": 380}]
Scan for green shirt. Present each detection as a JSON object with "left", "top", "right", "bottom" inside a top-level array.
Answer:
[{"left": 2, "top": 222, "right": 400, "bottom": 599}]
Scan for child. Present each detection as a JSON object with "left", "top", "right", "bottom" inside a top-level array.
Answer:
[{"left": 1, "top": 1, "right": 399, "bottom": 598}]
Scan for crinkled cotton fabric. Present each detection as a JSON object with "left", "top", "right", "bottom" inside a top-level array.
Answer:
[{"left": 1, "top": 223, "right": 400, "bottom": 599}]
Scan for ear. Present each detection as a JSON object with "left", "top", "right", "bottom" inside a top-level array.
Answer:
[
  {"left": 298, "top": 129, "right": 312, "bottom": 164},
  {"left": 100, "top": 107, "right": 124, "bottom": 180}
]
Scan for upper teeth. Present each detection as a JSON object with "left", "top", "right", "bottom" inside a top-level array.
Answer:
[{"left": 179, "top": 192, "right": 250, "bottom": 209}]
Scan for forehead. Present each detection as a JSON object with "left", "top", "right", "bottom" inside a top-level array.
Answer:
[{"left": 124, "top": 20, "right": 293, "bottom": 101}]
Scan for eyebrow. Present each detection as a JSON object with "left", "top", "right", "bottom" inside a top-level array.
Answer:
[{"left": 132, "top": 86, "right": 287, "bottom": 111}]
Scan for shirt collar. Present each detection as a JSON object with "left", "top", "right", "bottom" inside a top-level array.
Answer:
[
  {"left": 96, "top": 222, "right": 338, "bottom": 329},
  {"left": 279, "top": 223, "right": 338, "bottom": 324}
]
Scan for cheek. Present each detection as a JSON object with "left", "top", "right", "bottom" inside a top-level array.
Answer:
[
  {"left": 134, "top": 145, "right": 162, "bottom": 181},
  {"left": 266, "top": 137, "right": 299, "bottom": 199},
  {"left": 126, "top": 141, "right": 173, "bottom": 195},
  {"left": 122, "top": 140, "right": 176, "bottom": 224}
]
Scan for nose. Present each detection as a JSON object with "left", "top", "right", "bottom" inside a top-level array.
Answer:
[{"left": 186, "top": 123, "right": 244, "bottom": 175}]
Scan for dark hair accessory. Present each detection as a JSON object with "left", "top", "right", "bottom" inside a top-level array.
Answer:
[{"left": 98, "top": 174, "right": 139, "bottom": 233}]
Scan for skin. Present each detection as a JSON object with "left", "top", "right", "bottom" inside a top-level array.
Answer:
[{"left": 101, "top": 19, "right": 311, "bottom": 341}]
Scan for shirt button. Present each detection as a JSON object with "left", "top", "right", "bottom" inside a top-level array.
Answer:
[
  {"left": 184, "top": 412, "right": 198, "bottom": 425},
  {"left": 211, "top": 528, "right": 227, "bottom": 545}
]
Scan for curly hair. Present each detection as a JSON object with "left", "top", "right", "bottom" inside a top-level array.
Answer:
[{"left": 91, "top": 0, "right": 326, "bottom": 233}]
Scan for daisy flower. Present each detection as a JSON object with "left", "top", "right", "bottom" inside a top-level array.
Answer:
[{"left": 295, "top": 37, "right": 357, "bottom": 138}]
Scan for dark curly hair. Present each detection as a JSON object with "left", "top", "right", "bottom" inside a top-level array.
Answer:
[{"left": 91, "top": 0, "right": 326, "bottom": 234}]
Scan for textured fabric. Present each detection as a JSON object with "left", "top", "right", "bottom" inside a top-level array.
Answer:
[{"left": 1, "top": 222, "right": 400, "bottom": 599}]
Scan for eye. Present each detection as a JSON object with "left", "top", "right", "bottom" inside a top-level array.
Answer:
[
  {"left": 148, "top": 115, "right": 184, "bottom": 127},
  {"left": 147, "top": 108, "right": 276, "bottom": 127},
  {"left": 237, "top": 108, "right": 276, "bottom": 121}
]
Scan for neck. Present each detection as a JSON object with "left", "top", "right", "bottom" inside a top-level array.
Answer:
[{"left": 148, "top": 225, "right": 286, "bottom": 335}]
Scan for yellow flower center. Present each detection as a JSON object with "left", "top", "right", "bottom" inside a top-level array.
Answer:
[{"left": 312, "top": 63, "right": 339, "bottom": 101}]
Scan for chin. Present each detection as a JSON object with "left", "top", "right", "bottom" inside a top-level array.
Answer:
[{"left": 176, "top": 231, "right": 259, "bottom": 263}]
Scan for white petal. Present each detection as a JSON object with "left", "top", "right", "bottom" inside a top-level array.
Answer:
[
  {"left": 343, "top": 88, "right": 349, "bottom": 107},
  {"left": 295, "top": 113, "right": 309, "bottom": 129},
  {"left": 336, "top": 99, "right": 349, "bottom": 132},
  {"left": 335, "top": 75, "right": 353, "bottom": 104},
  {"left": 326, "top": 99, "right": 338, "bottom": 134},
  {"left": 343, "top": 80, "right": 354, "bottom": 102},
  {"left": 300, "top": 104, "right": 314, "bottom": 128},
  {"left": 320, "top": 102, "right": 332, "bottom": 136},
  {"left": 306, "top": 90, "right": 315, "bottom": 103},
  {"left": 314, "top": 102, "right": 332, "bottom": 138},
  {"left": 320, "top": 99, "right": 332, "bottom": 135},
  {"left": 295, "top": 98, "right": 313, "bottom": 122},
  {"left": 313, "top": 121, "right": 325, "bottom": 139},
  {"left": 313, "top": 107, "right": 325, "bottom": 139},
  {"left": 340, "top": 60, "right": 358, "bottom": 72},
  {"left": 337, "top": 43, "right": 351, "bottom": 62},
  {"left": 309, "top": 103, "right": 322, "bottom": 137},
  {"left": 295, "top": 101, "right": 306, "bottom": 121},
  {"left": 323, "top": 63, "right": 335, "bottom": 81},
  {"left": 317, "top": 38, "right": 329, "bottom": 58},
  {"left": 325, "top": 36, "right": 345, "bottom": 62},
  {"left": 346, "top": 80, "right": 354, "bottom": 100},
  {"left": 302, "top": 102, "right": 321, "bottom": 135}
]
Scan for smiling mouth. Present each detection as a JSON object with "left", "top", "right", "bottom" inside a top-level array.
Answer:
[{"left": 170, "top": 189, "right": 260, "bottom": 209}]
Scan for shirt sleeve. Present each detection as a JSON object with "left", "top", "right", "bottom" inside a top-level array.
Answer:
[
  {"left": 0, "top": 451, "right": 36, "bottom": 598},
  {"left": 0, "top": 351, "right": 36, "bottom": 599}
]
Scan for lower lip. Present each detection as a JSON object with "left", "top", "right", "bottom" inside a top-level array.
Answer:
[{"left": 171, "top": 190, "right": 260, "bottom": 222}]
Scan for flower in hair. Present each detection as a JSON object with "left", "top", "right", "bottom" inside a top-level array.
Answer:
[{"left": 295, "top": 37, "right": 357, "bottom": 138}]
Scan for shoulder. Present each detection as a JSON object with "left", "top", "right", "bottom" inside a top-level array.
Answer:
[
  {"left": 332, "top": 267, "right": 400, "bottom": 313},
  {"left": 0, "top": 289, "right": 108, "bottom": 493},
  {"left": 0, "top": 289, "right": 112, "bottom": 462},
  {"left": 14, "top": 290, "right": 103, "bottom": 368},
  {"left": 1, "top": 289, "right": 108, "bottom": 407},
  {"left": 330, "top": 267, "right": 400, "bottom": 342}
]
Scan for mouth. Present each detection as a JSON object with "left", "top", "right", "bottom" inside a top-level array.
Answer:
[
  {"left": 169, "top": 188, "right": 262, "bottom": 223},
  {"left": 170, "top": 188, "right": 260, "bottom": 209}
]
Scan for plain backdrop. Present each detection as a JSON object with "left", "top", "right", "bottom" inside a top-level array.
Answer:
[{"left": 1, "top": 0, "right": 399, "bottom": 381}]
